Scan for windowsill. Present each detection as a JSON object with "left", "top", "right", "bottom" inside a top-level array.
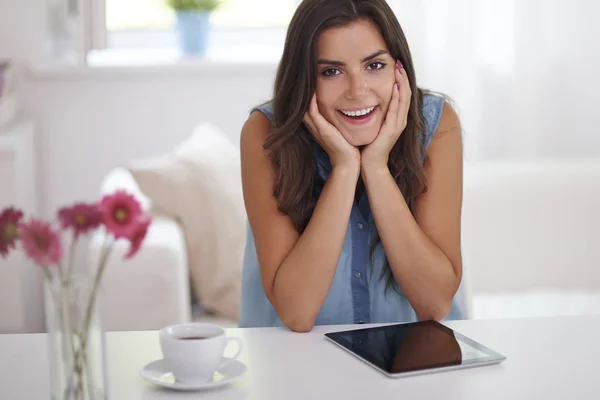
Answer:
[
  {"left": 89, "top": 46, "right": 282, "bottom": 66},
  {"left": 25, "top": 49, "right": 282, "bottom": 80},
  {"left": 25, "top": 27, "right": 286, "bottom": 80}
]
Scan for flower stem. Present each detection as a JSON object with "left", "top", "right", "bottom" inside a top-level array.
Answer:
[
  {"left": 82, "top": 233, "right": 112, "bottom": 342},
  {"left": 44, "top": 269, "right": 79, "bottom": 400},
  {"left": 65, "top": 234, "right": 78, "bottom": 285},
  {"left": 47, "top": 230, "right": 113, "bottom": 399},
  {"left": 42, "top": 269, "right": 72, "bottom": 380},
  {"left": 69, "top": 232, "right": 112, "bottom": 400}
]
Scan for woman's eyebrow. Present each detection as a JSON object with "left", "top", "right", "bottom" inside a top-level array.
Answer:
[{"left": 317, "top": 49, "right": 390, "bottom": 66}]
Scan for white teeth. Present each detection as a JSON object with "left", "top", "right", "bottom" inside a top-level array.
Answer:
[{"left": 341, "top": 106, "right": 375, "bottom": 117}]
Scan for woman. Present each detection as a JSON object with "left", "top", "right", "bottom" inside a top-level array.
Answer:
[{"left": 238, "top": 0, "right": 466, "bottom": 332}]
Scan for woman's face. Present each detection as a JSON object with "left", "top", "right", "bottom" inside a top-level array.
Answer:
[{"left": 315, "top": 18, "right": 397, "bottom": 147}]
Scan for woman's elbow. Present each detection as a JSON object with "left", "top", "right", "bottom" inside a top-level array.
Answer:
[
  {"left": 417, "top": 300, "right": 453, "bottom": 322},
  {"left": 276, "top": 305, "right": 316, "bottom": 332},
  {"left": 281, "top": 313, "right": 316, "bottom": 333},
  {"left": 432, "top": 303, "right": 453, "bottom": 321},
  {"left": 288, "top": 321, "right": 315, "bottom": 333},
  {"left": 270, "top": 291, "right": 317, "bottom": 332}
]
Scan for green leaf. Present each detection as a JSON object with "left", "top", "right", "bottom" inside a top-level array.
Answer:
[{"left": 165, "top": 0, "right": 221, "bottom": 11}]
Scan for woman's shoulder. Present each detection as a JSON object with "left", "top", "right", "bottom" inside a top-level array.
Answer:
[
  {"left": 243, "top": 100, "right": 275, "bottom": 140},
  {"left": 241, "top": 103, "right": 272, "bottom": 154},
  {"left": 419, "top": 91, "right": 462, "bottom": 169},
  {"left": 250, "top": 101, "right": 274, "bottom": 123},
  {"left": 421, "top": 92, "right": 456, "bottom": 151}
]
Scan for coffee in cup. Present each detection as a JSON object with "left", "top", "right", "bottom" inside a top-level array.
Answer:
[{"left": 159, "top": 323, "right": 243, "bottom": 383}]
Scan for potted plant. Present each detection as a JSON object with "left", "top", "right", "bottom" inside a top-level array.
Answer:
[{"left": 166, "top": 0, "right": 221, "bottom": 56}]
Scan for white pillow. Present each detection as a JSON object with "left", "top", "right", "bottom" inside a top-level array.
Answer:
[{"left": 126, "top": 122, "right": 246, "bottom": 321}]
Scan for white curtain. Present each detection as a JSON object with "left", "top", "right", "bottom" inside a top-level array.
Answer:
[{"left": 388, "top": 0, "right": 600, "bottom": 161}]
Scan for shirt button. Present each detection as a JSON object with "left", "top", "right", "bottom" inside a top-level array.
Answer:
[
  {"left": 357, "top": 223, "right": 363, "bottom": 229},
  {"left": 355, "top": 272, "right": 361, "bottom": 278}
]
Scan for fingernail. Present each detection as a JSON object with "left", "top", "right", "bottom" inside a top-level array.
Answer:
[{"left": 398, "top": 60, "right": 404, "bottom": 70}]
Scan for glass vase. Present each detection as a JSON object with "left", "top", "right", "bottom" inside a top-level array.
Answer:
[{"left": 44, "top": 273, "right": 109, "bottom": 400}]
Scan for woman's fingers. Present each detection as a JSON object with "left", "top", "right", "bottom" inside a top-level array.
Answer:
[
  {"left": 388, "top": 80, "right": 401, "bottom": 129},
  {"left": 303, "top": 112, "right": 317, "bottom": 135},
  {"left": 396, "top": 64, "right": 410, "bottom": 128},
  {"left": 308, "top": 94, "right": 331, "bottom": 131}
]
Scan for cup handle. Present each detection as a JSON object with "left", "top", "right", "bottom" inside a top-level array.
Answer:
[{"left": 220, "top": 337, "right": 243, "bottom": 369}]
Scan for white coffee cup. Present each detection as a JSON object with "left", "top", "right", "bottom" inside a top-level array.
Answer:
[{"left": 159, "top": 323, "right": 243, "bottom": 383}]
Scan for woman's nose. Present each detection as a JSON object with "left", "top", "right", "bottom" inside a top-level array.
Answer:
[{"left": 345, "top": 72, "right": 369, "bottom": 101}]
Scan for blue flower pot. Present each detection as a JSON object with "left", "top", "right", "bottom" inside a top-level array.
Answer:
[{"left": 175, "top": 10, "right": 211, "bottom": 56}]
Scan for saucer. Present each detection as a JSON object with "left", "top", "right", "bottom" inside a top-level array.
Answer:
[{"left": 140, "top": 357, "right": 247, "bottom": 391}]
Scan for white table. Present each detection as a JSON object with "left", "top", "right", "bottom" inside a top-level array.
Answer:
[{"left": 2, "top": 315, "right": 600, "bottom": 399}]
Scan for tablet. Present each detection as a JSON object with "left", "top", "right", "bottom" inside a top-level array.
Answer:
[{"left": 324, "top": 320, "right": 506, "bottom": 378}]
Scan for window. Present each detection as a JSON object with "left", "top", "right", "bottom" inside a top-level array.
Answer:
[
  {"left": 106, "top": 0, "right": 299, "bottom": 32},
  {"left": 88, "top": 0, "right": 301, "bottom": 62}
]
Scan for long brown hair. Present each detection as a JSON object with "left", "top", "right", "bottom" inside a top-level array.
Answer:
[{"left": 263, "top": 0, "right": 429, "bottom": 290}]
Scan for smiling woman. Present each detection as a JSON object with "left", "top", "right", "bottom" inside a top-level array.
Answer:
[{"left": 238, "top": 0, "right": 466, "bottom": 332}]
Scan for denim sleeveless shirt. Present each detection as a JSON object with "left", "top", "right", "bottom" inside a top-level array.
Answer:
[{"left": 238, "top": 94, "right": 467, "bottom": 328}]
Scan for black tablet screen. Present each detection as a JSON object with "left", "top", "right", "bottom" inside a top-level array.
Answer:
[{"left": 325, "top": 320, "right": 499, "bottom": 374}]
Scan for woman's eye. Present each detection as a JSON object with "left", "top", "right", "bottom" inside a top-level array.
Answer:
[
  {"left": 367, "top": 62, "right": 386, "bottom": 70},
  {"left": 321, "top": 68, "right": 340, "bottom": 77}
]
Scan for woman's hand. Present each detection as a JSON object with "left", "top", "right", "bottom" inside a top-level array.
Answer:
[
  {"left": 360, "top": 61, "right": 411, "bottom": 171},
  {"left": 303, "top": 94, "right": 361, "bottom": 171}
]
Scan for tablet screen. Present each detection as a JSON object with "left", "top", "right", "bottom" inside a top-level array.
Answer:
[{"left": 325, "top": 321, "right": 504, "bottom": 375}]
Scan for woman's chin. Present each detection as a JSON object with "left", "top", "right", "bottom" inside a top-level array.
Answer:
[{"left": 343, "top": 132, "right": 379, "bottom": 147}]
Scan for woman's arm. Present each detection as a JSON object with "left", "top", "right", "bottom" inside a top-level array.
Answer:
[
  {"left": 240, "top": 112, "right": 360, "bottom": 332},
  {"left": 361, "top": 102, "right": 463, "bottom": 321}
]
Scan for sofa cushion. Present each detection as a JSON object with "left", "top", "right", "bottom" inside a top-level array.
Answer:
[{"left": 125, "top": 122, "right": 246, "bottom": 321}]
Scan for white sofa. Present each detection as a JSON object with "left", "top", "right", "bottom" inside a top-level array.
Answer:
[
  {"left": 462, "top": 159, "right": 600, "bottom": 319},
  {"left": 90, "top": 157, "right": 600, "bottom": 331}
]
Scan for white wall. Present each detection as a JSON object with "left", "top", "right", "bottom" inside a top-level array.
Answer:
[
  {"left": 20, "top": 67, "right": 277, "bottom": 218},
  {"left": 0, "top": 0, "right": 47, "bottom": 63}
]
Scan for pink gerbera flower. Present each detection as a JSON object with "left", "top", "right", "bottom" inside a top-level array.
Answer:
[
  {"left": 18, "top": 218, "right": 63, "bottom": 267},
  {"left": 99, "top": 190, "right": 144, "bottom": 239},
  {"left": 58, "top": 202, "right": 103, "bottom": 239},
  {"left": 0, "top": 207, "right": 24, "bottom": 257},
  {"left": 124, "top": 215, "right": 151, "bottom": 259}
]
